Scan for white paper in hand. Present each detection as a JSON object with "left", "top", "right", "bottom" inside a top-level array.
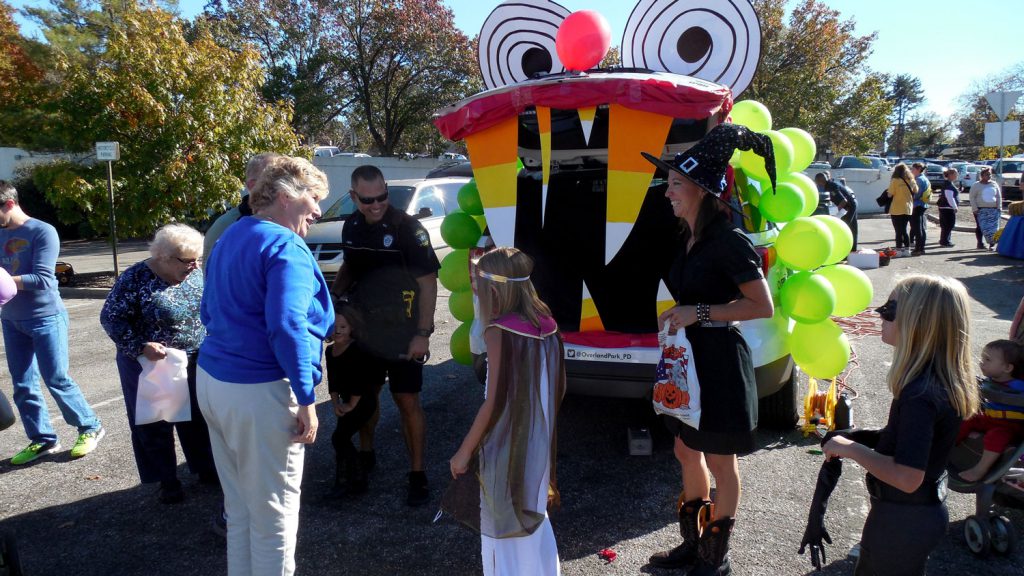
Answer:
[{"left": 135, "top": 348, "right": 191, "bottom": 425}]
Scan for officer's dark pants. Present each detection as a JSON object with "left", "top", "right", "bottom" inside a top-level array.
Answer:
[
  {"left": 908, "top": 205, "right": 927, "bottom": 252},
  {"left": 854, "top": 498, "right": 947, "bottom": 576},
  {"left": 842, "top": 205, "right": 859, "bottom": 250}
]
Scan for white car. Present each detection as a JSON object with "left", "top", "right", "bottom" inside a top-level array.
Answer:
[
  {"left": 992, "top": 159, "right": 1023, "bottom": 199},
  {"left": 959, "top": 163, "right": 985, "bottom": 192},
  {"left": 303, "top": 177, "right": 471, "bottom": 277}
]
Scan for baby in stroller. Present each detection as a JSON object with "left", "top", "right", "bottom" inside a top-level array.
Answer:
[{"left": 948, "top": 339, "right": 1024, "bottom": 556}]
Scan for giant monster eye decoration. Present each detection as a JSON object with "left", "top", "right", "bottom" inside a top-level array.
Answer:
[
  {"left": 621, "top": 0, "right": 761, "bottom": 97},
  {"left": 478, "top": 0, "right": 571, "bottom": 90}
]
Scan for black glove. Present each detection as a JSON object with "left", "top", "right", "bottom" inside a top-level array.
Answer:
[
  {"left": 799, "top": 457, "right": 843, "bottom": 571},
  {"left": 822, "top": 427, "right": 881, "bottom": 449}
]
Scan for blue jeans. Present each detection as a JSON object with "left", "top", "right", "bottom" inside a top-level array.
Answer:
[{"left": 3, "top": 311, "right": 101, "bottom": 444}]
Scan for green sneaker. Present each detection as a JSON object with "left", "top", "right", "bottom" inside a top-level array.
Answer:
[
  {"left": 70, "top": 428, "right": 105, "bottom": 459},
  {"left": 11, "top": 441, "right": 61, "bottom": 465}
]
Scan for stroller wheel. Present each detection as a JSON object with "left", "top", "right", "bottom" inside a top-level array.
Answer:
[
  {"left": 964, "top": 515, "right": 991, "bottom": 557},
  {"left": 990, "top": 516, "right": 1017, "bottom": 556}
]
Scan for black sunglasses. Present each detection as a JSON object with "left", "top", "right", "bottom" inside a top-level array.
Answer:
[
  {"left": 875, "top": 299, "right": 897, "bottom": 322},
  {"left": 354, "top": 190, "right": 389, "bottom": 205}
]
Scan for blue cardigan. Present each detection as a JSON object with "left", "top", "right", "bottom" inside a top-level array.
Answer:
[{"left": 199, "top": 217, "right": 334, "bottom": 405}]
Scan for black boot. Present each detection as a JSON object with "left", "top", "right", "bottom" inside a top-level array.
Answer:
[
  {"left": 345, "top": 456, "right": 368, "bottom": 495},
  {"left": 648, "top": 498, "right": 711, "bottom": 568},
  {"left": 327, "top": 457, "right": 348, "bottom": 499},
  {"left": 690, "top": 517, "right": 735, "bottom": 576}
]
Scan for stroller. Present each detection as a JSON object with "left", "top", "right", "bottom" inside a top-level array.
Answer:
[{"left": 948, "top": 381, "right": 1024, "bottom": 557}]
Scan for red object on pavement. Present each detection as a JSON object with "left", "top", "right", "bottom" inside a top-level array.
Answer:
[{"left": 598, "top": 548, "right": 617, "bottom": 563}]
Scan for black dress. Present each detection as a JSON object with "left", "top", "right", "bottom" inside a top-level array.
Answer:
[{"left": 666, "top": 212, "right": 763, "bottom": 455}]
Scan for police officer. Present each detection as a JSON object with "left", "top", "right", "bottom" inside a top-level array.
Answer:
[{"left": 331, "top": 165, "right": 439, "bottom": 506}]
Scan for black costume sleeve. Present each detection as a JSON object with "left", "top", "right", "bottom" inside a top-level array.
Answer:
[
  {"left": 718, "top": 229, "right": 763, "bottom": 286},
  {"left": 890, "top": 392, "right": 938, "bottom": 472}
]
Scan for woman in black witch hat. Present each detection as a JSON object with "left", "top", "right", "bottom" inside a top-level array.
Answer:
[{"left": 642, "top": 123, "right": 776, "bottom": 576}]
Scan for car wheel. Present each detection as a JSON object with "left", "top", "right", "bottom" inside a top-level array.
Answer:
[
  {"left": 757, "top": 364, "right": 799, "bottom": 430},
  {"left": 472, "top": 353, "right": 488, "bottom": 386}
]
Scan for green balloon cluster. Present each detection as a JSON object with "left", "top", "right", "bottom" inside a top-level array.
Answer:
[
  {"left": 439, "top": 249, "right": 471, "bottom": 292},
  {"left": 817, "top": 265, "right": 873, "bottom": 317},
  {"left": 790, "top": 319, "right": 851, "bottom": 380},
  {"left": 457, "top": 181, "right": 484, "bottom": 216},
  {"left": 440, "top": 210, "right": 482, "bottom": 249},
  {"left": 758, "top": 181, "right": 805, "bottom": 223},
  {"left": 776, "top": 217, "right": 833, "bottom": 271},
  {"left": 449, "top": 289, "right": 475, "bottom": 322},
  {"left": 780, "top": 271, "right": 835, "bottom": 324},
  {"left": 781, "top": 172, "right": 819, "bottom": 219},
  {"left": 450, "top": 322, "right": 473, "bottom": 366},
  {"left": 813, "top": 215, "right": 853, "bottom": 266}
]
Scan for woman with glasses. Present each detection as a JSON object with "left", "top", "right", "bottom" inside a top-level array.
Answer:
[
  {"left": 100, "top": 223, "right": 217, "bottom": 504},
  {"left": 824, "top": 275, "right": 979, "bottom": 575}
]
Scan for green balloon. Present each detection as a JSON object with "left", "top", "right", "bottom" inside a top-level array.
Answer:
[
  {"left": 790, "top": 319, "right": 850, "bottom": 379},
  {"left": 450, "top": 322, "right": 473, "bottom": 365},
  {"left": 457, "top": 181, "right": 484, "bottom": 215},
  {"left": 779, "top": 271, "right": 836, "bottom": 324},
  {"left": 759, "top": 181, "right": 805, "bottom": 223},
  {"left": 781, "top": 172, "right": 820, "bottom": 218},
  {"left": 813, "top": 215, "right": 853, "bottom": 265},
  {"left": 449, "top": 289, "right": 475, "bottom": 322},
  {"left": 730, "top": 100, "right": 772, "bottom": 132},
  {"left": 739, "top": 130, "right": 793, "bottom": 179},
  {"left": 779, "top": 127, "right": 816, "bottom": 172},
  {"left": 730, "top": 149, "right": 742, "bottom": 167},
  {"left": 438, "top": 249, "right": 470, "bottom": 292},
  {"left": 817, "top": 264, "right": 873, "bottom": 317},
  {"left": 776, "top": 217, "right": 833, "bottom": 271},
  {"left": 440, "top": 210, "right": 482, "bottom": 249}
]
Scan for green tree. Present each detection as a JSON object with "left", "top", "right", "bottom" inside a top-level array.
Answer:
[
  {"left": 747, "top": 0, "right": 890, "bottom": 157},
  {"left": 886, "top": 74, "right": 925, "bottom": 157},
  {"left": 903, "top": 112, "right": 954, "bottom": 157},
  {"left": 35, "top": 4, "right": 298, "bottom": 237}
]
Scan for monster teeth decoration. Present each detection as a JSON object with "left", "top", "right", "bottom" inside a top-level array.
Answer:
[
  {"left": 577, "top": 106, "right": 596, "bottom": 145},
  {"left": 537, "top": 105, "right": 552, "bottom": 226},
  {"left": 580, "top": 280, "right": 605, "bottom": 332},
  {"left": 464, "top": 116, "right": 520, "bottom": 249},
  {"left": 605, "top": 104, "right": 673, "bottom": 264},
  {"left": 656, "top": 280, "right": 675, "bottom": 318}
]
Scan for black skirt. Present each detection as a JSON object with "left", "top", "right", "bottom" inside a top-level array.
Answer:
[{"left": 662, "top": 325, "right": 758, "bottom": 455}]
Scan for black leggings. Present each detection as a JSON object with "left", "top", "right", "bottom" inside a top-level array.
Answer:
[
  {"left": 854, "top": 499, "right": 948, "bottom": 576},
  {"left": 331, "top": 392, "right": 378, "bottom": 464},
  {"left": 939, "top": 210, "right": 956, "bottom": 245},
  {"left": 890, "top": 215, "right": 911, "bottom": 249}
]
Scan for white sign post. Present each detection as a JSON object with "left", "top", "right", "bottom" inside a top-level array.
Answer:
[
  {"left": 95, "top": 142, "right": 121, "bottom": 277},
  {"left": 984, "top": 91, "right": 1022, "bottom": 169}
]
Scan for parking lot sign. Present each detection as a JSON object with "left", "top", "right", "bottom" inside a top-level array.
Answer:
[{"left": 95, "top": 141, "right": 120, "bottom": 161}]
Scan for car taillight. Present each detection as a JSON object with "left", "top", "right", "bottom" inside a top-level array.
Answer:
[{"left": 756, "top": 245, "right": 775, "bottom": 278}]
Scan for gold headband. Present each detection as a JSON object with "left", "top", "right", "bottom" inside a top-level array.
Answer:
[{"left": 476, "top": 269, "right": 530, "bottom": 283}]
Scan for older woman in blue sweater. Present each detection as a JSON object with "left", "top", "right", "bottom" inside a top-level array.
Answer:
[{"left": 198, "top": 155, "right": 333, "bottom": 576}]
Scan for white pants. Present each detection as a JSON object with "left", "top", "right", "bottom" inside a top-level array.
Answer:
[{"left": 197, "top": 368, "right": 305, "bottom": 576}]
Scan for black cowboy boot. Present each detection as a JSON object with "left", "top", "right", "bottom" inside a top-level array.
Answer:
[
  {"left": 690, "top": 517, "right": 735, "bottom": 576},
  {"left": 648, "top": 498, "right": 711, "bottom": 568}
]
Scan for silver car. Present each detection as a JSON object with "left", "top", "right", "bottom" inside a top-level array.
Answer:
[{"left": 303, "top": 177, "right": 471, "bottom": 278}]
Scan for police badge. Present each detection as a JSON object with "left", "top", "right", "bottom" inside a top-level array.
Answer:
[{"left": 383, "top": 234, "right": 394, "bottom": 247}]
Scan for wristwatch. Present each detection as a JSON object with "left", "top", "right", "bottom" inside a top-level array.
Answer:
[{"left": 416, "top": 326, "right": 434, "bottom": 337}]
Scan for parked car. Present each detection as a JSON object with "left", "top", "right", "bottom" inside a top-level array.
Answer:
[
  {"left": 439, "top": 152, "right": 467, "bottom": 161},
  {"left": 925, "top": 163, "right": 946, "bottom": 191},
  {"left": 992, "top": 159, "right": 1023, "bottom": 200},
  {"left": 832, "top": 155, "right": 888, "bottom": 170},
  {"left": 303, "top": 177, "right": 470, "bottom": 278},
  {"left": 807, "top": 161, "right": 831, "bottom": 171},
  {"left": 313, "top": 146, "right": 341, "bottom": 157},
  {"left": 957, "top": 163, "right": 984, "bottom": 191},
  {"left": 427, "top": 160, "right": 474, "bottom": 178}
]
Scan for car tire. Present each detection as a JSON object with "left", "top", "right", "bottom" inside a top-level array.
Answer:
[
  {"left": 758, "top": 365, "right": 799, "bottom": 430},
  {"left": 472, "top": 353, "right": 488, "bottom": 386}
]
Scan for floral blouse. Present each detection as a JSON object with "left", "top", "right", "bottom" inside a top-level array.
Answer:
[{"left": 100, "top": 260, "right": 206, "bottom": 358}]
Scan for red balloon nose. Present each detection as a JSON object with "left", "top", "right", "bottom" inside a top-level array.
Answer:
[{"left": 555, "top": 10, "right": 612, "bottom": 72}]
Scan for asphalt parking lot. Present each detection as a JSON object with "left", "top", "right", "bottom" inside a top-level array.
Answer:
[{"left": 1, "top": 215, "right": 1023, "bottom": 575}]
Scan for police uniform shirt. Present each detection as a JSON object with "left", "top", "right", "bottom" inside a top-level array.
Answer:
[{"left": 342, "top": 204, "right": 440, "bottom": 282}]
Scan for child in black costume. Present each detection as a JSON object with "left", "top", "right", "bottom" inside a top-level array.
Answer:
[{"left": 328, "top": 303, "right": 377, "bottom": 498}]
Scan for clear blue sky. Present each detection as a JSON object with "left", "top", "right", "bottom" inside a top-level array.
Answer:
[{"left": 9, "top": 0, "right": 1020, "bottom": 118}]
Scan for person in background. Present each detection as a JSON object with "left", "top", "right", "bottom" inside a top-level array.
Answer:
[
  {"left": 886, "top": 163, "right": 917, "bottom": 258},
  {"left": 202, "top": 152, "right": 280, "bottom": 266},
  {"left": 100, "top": 223, "right": 217, "bottom": 504},
  {"left": 815, "top": 172, "right": 858, "bottom": 251},
  {"left": 937, "top": 168, "right": 959, "bottom": 247},
  {"left": 198, "top": 156, "right": 333, "bottom": 576},
  {"left": 909, "top": 162, "right": 930, "bottom": 256},
  {"left": 331, "top": 165, "right": 440, "bottom": 507},
  {"left": 0, "top": 180, "right": 104, "bottom": 465},
  {"left": 824, "top": 275, "right": 978, "bottom": 575},
  {"left": 969, "top": 166, "right": 1002, "bottom": 250}
]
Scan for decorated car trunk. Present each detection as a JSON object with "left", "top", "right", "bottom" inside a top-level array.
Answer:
[{"left": 433, "top": 0, "right": 870, "bottom": 429}]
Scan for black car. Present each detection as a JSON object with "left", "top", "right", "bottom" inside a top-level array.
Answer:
[{"left": 925, "top": 163, "right": 946, "bottom": 191}]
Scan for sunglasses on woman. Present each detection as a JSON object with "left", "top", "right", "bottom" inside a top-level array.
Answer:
[
  {"left": 354, "top": 190, "right": 389, "bottom": 205},
  {"left": 875, "top": 299, "right": 897, "bottom": 322}
]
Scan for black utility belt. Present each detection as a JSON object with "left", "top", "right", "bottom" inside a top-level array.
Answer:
[{"left": 865, "top": 472, "right": 947, "bottom": 505}]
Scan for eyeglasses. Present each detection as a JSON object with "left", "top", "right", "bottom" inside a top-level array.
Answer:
[
  {"left": 875, "top": 299, "right": 897, "bottom": 322},
  {"left": 175, "top": 257, "right": 199, "bottom": 267},
  {"left": 354, "top": 190, "right": 389, "bottom": 205}
]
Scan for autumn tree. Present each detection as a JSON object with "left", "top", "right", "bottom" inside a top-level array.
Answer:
[
  {"left": 747, "top": 0, "right": 891, "bottom": 157},
  {"left": 34, "top": 4, "right": 298, "bottom": 237},
  {"left": 0, "top": 0, "right": 58, "bottom": 149},
  {"left": 886, "top": 74, "right": 925, "bottom": 157},
  {"left": 335, "top": 0, "right": 479, "bottom": 156}
]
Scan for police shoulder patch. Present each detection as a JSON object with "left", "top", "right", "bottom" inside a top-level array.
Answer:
[{"left": 415, "top": 228, "right": 430, "bottom": 247}]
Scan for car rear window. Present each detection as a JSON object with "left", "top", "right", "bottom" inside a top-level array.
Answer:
[{"left": 320, "top": 185, "right": 416, "bottom": 220}]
